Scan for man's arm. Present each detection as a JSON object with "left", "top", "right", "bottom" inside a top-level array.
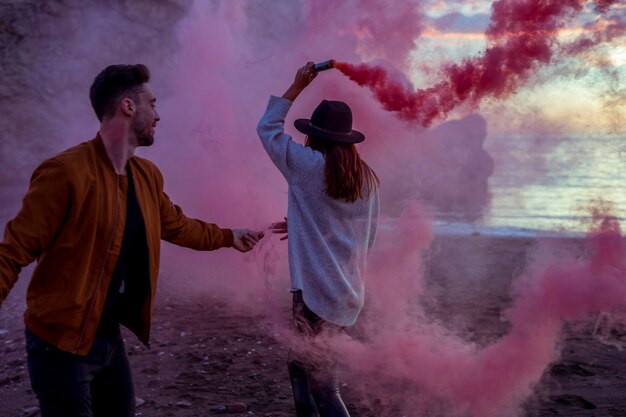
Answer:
[
  {"left": 159, "top": 189, "right": 235, "bottom": 250},
  {"left": 0, "top": 159, "right": 70, "bottom": 305},
  {"left": 155, "top": 172, "right": 263, "bottom": 252}
]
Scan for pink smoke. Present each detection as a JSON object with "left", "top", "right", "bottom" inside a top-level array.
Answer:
[
  {"left": 563, "top": 12, "right": 626, "bottom": 55},
  {"left": 150, "top": 0, "right": 439, "bottom": 304},
  {"left": 1, "top": 1, "right": 624, "bottom": 415},
  {"left": 335, "top": 0, "right": 622, "bottom": 126},
  {"left": 317, "top": 211, "right": 626, "bottom": 417}
]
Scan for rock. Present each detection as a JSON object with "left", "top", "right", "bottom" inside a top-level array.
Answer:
[
  {"left": 210, "top": 404, "right": 227, "bottom": 414},
  {"left": 549, "top": 394, "right": 596, "bottom": 410},
  {"left": 176, "top": 400, "right": 192, "bottom": 408},
  {"left": 226, "top": 402, "right": 248, "bottom": 413},
  {"left": 22, "top": 405, "right": 39, "bottom": 417},
  {"left": 0, "top": 0, "right": 193, "bottom": 185}
]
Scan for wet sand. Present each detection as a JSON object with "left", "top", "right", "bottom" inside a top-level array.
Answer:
[{"left": 2, "top": 234, "right": 626, "bottom": 417}]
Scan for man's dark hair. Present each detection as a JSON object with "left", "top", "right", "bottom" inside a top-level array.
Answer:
[{"left": 89, "top": 64, "right": 151, "bottom": 122}]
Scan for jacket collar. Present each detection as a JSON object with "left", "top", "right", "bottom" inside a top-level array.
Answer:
[{"left": 92, "top": 132, "right": 136, "bottom": 174}]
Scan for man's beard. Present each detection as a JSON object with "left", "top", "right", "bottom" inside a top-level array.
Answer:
[{"left": 133, "top": 117, "right": 154, "bottom": 147}]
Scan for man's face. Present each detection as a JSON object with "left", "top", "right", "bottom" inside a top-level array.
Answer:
[{"left": 131, "top": 84, "right": 160, "bottom": 147}]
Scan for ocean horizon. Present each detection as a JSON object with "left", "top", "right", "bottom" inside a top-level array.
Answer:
[{"left": 433, "top": 132, "right": 626, "bottom": 237}]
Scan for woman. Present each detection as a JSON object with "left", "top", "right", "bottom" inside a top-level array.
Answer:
[{"left": 257, "top": 62, "right": 379, "bottom": 417}]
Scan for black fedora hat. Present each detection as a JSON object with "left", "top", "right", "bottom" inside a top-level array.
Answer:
[{"left": 294, "top": 100, "right": 364, "bottom": 143}]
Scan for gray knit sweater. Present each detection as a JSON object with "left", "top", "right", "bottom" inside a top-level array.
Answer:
[{"left": 257, "top": 95, "right": 379, "bottom": 326}]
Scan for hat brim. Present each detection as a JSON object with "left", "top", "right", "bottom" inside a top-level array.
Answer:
[{"left": 294, "top": 119, "right": 365, "bottom": 144}]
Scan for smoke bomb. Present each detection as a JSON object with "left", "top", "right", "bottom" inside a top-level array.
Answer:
[{"left": 312, "top": 59, "right": 336, "bottom": 72}]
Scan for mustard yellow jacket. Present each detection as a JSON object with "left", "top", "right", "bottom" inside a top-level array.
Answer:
[{"left": 0, "top": 135, "right": 233, "bottom": 355}]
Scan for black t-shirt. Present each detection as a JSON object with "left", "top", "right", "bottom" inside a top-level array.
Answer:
[{"left": 98, "top": 165, "right": 150, "bottom": 334}]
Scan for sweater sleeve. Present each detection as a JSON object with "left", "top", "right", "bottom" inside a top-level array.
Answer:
[
  {"left": 256, "top": 95, "right": 319, "bottom": 182},
  {"left": 0, "top": 159, "right": 71, "bottom": 305}
]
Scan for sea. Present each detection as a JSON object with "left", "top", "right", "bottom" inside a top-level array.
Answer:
[{"left": 434, "top": 133, "right": 626, "bottom": 237}]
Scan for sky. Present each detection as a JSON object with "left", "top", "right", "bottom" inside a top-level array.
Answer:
[
  {"left": 384, "top": 0, "right": 626, "bottom": 233},
  {"left": 406, "top": 0, "right": 626, "bottom": 133}
]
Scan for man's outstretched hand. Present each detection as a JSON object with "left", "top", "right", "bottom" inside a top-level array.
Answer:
[{"left": 232, "top": 229, "right": 265, "bottom": 252}]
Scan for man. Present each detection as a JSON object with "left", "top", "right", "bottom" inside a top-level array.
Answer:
[{"left": 0, "top": 64, "right": 264, "bottom": 417}]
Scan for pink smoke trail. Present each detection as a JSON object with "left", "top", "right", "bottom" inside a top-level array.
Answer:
[
  {"left": 563, "top": 13, "right": 626, "bottom": 55},
  {"left": 334, "top": 0, "right": 623, "bottom": 126},
  {"left": 334, "top": 212, "right": 626, "bottom": 416}
]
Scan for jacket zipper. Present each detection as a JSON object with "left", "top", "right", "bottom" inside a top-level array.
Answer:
[{"left": 73, "top": 174, "right": 121, "bottom": 353}]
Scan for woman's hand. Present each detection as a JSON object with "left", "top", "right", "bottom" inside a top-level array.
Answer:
[
  {"left": 282, "top": 62, "right": 317, "bottom": 102},
  {"left": 269, "top": 217, "right": 288, "bottom": 241}
]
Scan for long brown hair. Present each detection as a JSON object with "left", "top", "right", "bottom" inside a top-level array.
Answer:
[{"left": 306, "top": 136, "right": 379, "bottom": 202}]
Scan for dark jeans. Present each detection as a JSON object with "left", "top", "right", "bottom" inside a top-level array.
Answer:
[
  {"left": 288, "top": 291, "right": 351, "bottom": 417},
  {"left": 25, "top": 327, "right": 135, "bottom": 417}
]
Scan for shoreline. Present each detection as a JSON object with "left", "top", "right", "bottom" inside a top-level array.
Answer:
[{"left": 432, "top": 221, "right": 601, "bottom": 240}]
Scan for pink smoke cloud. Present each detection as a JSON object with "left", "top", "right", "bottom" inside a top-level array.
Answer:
[
  {"left": 335, "top": 0, "right": 623, "bottom": 126},
  {"left": 151, "top": 0, "right": 494, "bottom": 304},
  {"left": 319, "top": 210, "right": 626, "bottom": 416}
]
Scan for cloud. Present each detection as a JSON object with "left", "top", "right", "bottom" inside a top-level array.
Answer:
[
  {"left": 432, "top": 11, "right": 491, "bottom": 34},
  {"left": 424, "top": 0, "right": 493, "bottom": 17}
]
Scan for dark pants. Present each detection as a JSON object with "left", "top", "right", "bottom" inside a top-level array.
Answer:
[
  {"left": 288, "top": 291, "right": 351, "bottom": 417},
  {"left": 25, "top": 327, "right": 135, "bottom": 417}
]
